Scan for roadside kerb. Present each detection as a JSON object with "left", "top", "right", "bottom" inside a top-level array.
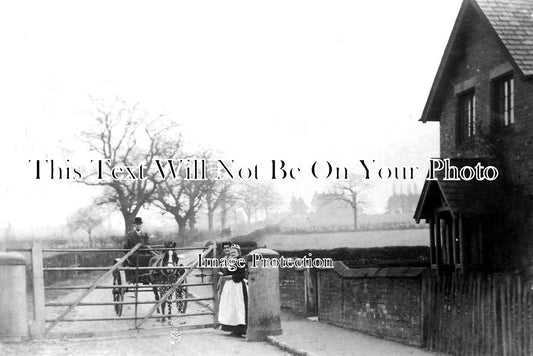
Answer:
[{"left": 266, "top": 335, "right": 318, "bottom": 356}]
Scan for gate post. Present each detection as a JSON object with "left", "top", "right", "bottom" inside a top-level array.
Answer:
[
  {"left": 0, "top": 252, "right": 29, "bottom": 341},
  {"left": 30, "top": 242, "right": 45, "bottom": 339},
  {"left": 246, "top": 248, "right": 282, "bottom": 341},
  {"left": 210, "top": 241, "right": 220, "bottom": 328}
]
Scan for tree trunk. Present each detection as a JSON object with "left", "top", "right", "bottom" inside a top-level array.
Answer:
[
  {"left": 188, "top": 196, "right": 196, "bottom": 231},
  {"left": 220, "top": 206, "right": 227, "bottom": 229},
  {"left": 206, "top": 191, "right": 214, "bottom": 231},
  {"left": 189, "top": 216, "right": 196, "bottom": 231},
  {"left": 122, "top": 211, "right": 135, "bottom": 236},
  {"left": 176, "top": 218, "right": 187, "bottom": 238},
  {"left": 87, "top": 230, "right": 93, "bottom": 247},
  {"left": 353, "top": 204, "right": 358, "bottom": 230},
  {"left": 207, "top": 209, "right": 214, "bottom": 231},
  {"left": 122, "top": 203, "right": 143, "bottom": 236}
]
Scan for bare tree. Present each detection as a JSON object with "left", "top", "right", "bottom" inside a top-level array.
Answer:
[
  {"left": 236, "top": 182, "right": 261, "bottom": 224},
  {"left": 323, "top": 175, "right": 368, "bottom": 230},
  {"left": 218, "top": 182, "right": 239, "bottom": 229},
  {"left": 183, "top": 180, "right": 209, "bottom": 231},
  {"left": 81, "top": 97, "right": 181, "bottom": 235},
  {"left": 205, "top": 180, "right": 236, "bottom": 230},
  {"left": 152, "top": 154, "right": 211, "bottom": 237},
  {"left": 153, "top": 179, "right": 193, "bottom": 238},
  {"left": 67, "top": 205, "right": 104, "bottom": 247},
  {"left": 256, "top": 182, "right": 281, "bottom": 222}
]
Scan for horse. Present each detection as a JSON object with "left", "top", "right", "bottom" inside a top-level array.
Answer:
[{"left": 149, "top": 241, "right": 187, "bottom": 322}]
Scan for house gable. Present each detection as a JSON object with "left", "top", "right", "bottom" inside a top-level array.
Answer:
[{"left": 420, "top": 0, "right": 533, "bottom": 123}]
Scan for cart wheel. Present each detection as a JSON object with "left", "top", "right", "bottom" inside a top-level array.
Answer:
[
  {"left": 177, "top": 286, "right": 188, "bottom": 314},
  {"left": 112, "top": 271, "right": 124, "bottom": 316}
]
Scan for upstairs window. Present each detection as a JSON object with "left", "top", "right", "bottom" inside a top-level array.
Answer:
[
  {"left": 492, "top": 75, "right": 514, "bottom": 129},
  {"left": 457, "top": 90, "right": 476, "bottom": 143}
]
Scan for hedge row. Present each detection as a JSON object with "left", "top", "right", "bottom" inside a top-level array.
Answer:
[{"left": 274, "top": 246, "right": 429, "bottom": 267}]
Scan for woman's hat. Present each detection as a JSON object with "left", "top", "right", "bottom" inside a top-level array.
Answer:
[
  {"left": 133, "top": 217, "right": 143, "bottom": 225},
  {"left": 221, "top": 241, "right": 232, "bottom": 248}
]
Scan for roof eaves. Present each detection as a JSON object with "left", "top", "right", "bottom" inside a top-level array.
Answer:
[{"left": 419, "top": 0, "right": 529, "bottom": 123}]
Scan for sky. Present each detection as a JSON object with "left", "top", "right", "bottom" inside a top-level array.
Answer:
[{"left": 0, "top": 0, "right": 464, "bottom": 234}]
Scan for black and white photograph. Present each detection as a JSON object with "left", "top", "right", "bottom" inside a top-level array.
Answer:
[{"left": 1, "top": 0, "right": 532, "bottom": 355}]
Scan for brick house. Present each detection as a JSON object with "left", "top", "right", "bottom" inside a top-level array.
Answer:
[{"left": 414, "top": 0, "right": 533, "bottom": 279}]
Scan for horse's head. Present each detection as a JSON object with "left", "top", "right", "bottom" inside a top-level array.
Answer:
[{"left": 162, "top": 241, "right": 180, "bottom": 276}]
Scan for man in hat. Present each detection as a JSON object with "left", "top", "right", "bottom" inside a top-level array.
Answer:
[
  {"left": 123, "top": 217, "right": 156, "bottom": 282},
  {"left": 124, "top": 217, "right": 151, "bottom": 251}
]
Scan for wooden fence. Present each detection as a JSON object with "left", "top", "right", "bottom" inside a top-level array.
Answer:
[{"left": 423, "top": 272, "right": 533, "bottom": 356}]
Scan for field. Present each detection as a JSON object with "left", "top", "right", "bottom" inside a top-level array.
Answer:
[{"left": 250, "top": 228, "right": 429, "bottom": 251}]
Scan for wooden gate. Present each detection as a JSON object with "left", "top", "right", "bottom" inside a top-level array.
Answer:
[{"left": 10, "top": 242, "right": 219, "bottom": 338}]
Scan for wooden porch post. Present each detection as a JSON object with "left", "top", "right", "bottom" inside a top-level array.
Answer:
[
  {"left": 451, "top": 214, "right": 457, "bottom": 268},
  {"left": 459, "top": 213, "right": 466, "bottom": 269},
  {"left": 429, "top": 219, "right": 436, "bottom": 269},
  {"left": 434, "top": 213, "right": 442, "bottom": 274}
]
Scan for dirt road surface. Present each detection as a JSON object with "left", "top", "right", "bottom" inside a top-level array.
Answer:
[{"left": 2, "top": 329, "right": 288, "bottom": 356}]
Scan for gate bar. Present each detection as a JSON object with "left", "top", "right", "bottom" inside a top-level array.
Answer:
[
  {"left": 42, "top": 247, "right": 205, "bottom": 252},
  {"left": 45, "top": 312, "right": 213, "bottom": 322},
  {"left": 43, "top": 266, "right": 208, "bottom": 271},
  {"left": 44, "top": 282, "right": 211, "bottom": 290},
  {"left": 137, "top": 242, "right": 215, "bottom": 328},
  {"left": 45, "top": 297, "right": 213, "bottom": 307},
  {"left": 44, "top": 243, "right": 142, "bottom": 334}
]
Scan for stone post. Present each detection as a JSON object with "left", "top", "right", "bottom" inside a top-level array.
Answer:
[
  {"left": 246, "top": 248, "right": 282, "bottom": 341},
  {"left": 0, "top": 252, "right": 28, "bottom": 341}
]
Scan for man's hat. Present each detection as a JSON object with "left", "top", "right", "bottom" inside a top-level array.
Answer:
[{"left": 133, "top": 217, "right": 143, "bottom": 225}]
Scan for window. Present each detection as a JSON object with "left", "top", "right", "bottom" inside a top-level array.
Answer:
[
  {"left": 457, "top": 90, "right": 476, "bottom": 143},
  {"left": 492, "top": 75, "right": 514, "bottom": 129}
]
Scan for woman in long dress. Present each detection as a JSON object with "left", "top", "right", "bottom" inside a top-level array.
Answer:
[{"left": 218, "top": 245, "right": 248, "bottom": 336}]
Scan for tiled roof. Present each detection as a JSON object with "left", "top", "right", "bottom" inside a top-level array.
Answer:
[{"left": 475, "top": 0, "right": 533, "bottom": 76}]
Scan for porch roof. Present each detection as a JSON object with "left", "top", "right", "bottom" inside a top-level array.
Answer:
[{"left": 414, "top": 158, "right": 503, "bottom": 223}]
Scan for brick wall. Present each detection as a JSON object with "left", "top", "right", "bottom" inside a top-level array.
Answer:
[
  {"left": 279, "top": 262, "right": 426, "bottom": 346},
  {"left": 318, "top": 264, "right": 425, "bottom": 346},
  {"left": 279, "top": 267, "right": 306, "bottom": 314},
  {"left": 437, "top": 3, "right": 533, "bottom": 277}
]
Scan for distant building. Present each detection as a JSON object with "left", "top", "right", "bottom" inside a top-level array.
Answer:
[{"left": 414, "top": 0, "right": 533, "bottom": 280}]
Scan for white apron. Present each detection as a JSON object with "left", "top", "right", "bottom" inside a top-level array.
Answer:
[{"left": 218, "top": 279, "right": 247, "bottom": 326}]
